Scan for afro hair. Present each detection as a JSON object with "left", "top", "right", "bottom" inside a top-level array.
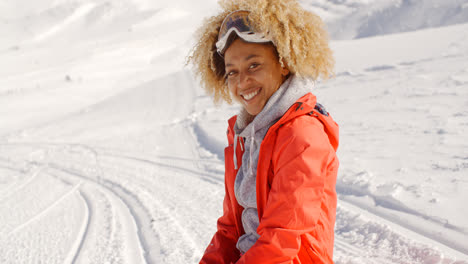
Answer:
[{"left": 186, "top": 0, "right": 334, "bottom": 104}]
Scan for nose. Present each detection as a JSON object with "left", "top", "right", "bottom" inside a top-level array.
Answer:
[{"left": 237, "top": 71, "right": 251, "bottom": 90}]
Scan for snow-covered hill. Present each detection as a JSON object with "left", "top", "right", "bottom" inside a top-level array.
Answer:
[
  {"left": 300, "top": 0, "right": 468, "bottom": 39},
  {"left": 1, "top": 0, "right": 467, "bottom": 263}
]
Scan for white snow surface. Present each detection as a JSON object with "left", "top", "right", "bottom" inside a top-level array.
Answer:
[{"left": 1, "top": 0, "right": 467, "bottom": 263}]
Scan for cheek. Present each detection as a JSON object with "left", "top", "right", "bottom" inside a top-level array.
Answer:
[
  {"left": 256, "top": 70, "right": 273, "bottom": 87},
  {"left": 227, "top": 81, "right": 236, "bottom": 95},
  {"left": 227, "top": 82, "right": 242, "bottom": 102},
  {"left": 263, "top": 70, "right": 283, "bottom": 90}
]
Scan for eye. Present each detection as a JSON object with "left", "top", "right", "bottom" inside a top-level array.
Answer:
[
  {"left": 225, "top": 70, "right": 237, "bottom": 78},
  {"left": 249, "top": 63, "right": 259, "bottom": 69}
]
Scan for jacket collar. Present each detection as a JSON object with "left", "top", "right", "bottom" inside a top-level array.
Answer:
[
  {"left": 227, "top": 92, "right": 316, "bottom": 144},
  {"left": 227, "top": 92, "right": 339, "bottom": 152}
]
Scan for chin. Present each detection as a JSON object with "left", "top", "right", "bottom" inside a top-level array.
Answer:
[{"left": 246, "top": 108, "right": 261, "bottom": 116}]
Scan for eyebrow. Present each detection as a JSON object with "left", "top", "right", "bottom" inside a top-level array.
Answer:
[{"left": 225, "top": 54, "right": 261, "bottom": 67}]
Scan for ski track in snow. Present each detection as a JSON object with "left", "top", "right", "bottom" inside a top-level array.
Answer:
[
  {"left": 7, "top": 182, "right": 82, "bottom": 236},
  {"left": 0, "top": 70, "right": 223, "bottom": 263},
  {"left": 0, "top": 165, "right": 86, "bottom": 263},
  {"left": 0, "top": 164, "right": 42, "bottom": 202},
  {"left": 64, "top": 189, "right": 91, "bottom": 264}
]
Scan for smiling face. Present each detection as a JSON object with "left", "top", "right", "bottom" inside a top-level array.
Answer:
[{"left": 224, "top": 38, "right": 290, "bottom": 116}]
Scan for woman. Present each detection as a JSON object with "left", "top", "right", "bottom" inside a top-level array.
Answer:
[{"left": 188, "top": 0, "right": 339, "bottom": 263}]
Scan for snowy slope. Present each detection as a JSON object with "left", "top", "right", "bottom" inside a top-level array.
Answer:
[
  {"left": 1, "top": 0, "right": 467, "bottom": 263},
  {"left": 299, "top": 0, "right": 468, "bottom": 39}
]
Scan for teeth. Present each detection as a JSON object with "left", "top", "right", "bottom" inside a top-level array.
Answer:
[{"left": 242, "top": 89, "right": 260, "bottom": 100}]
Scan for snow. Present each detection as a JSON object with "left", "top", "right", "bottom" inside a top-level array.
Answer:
[
  {"left": 0, "top": 0, "right": 467, "bottom": 263},
  {"left": 299, "top": 0, "right": 468, "bottom": 40}
]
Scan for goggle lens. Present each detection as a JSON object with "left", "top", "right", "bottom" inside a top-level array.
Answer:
[{"left": 218, "top": 11, "right": 253, "bottom": 41}]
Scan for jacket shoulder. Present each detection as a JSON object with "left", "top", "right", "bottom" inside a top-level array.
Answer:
[
  {"left": 271, "top": 115, "right": 332, "bottom": 164},
  {"left": 276, "top": 114, "right": 329, "bottom": 146}
]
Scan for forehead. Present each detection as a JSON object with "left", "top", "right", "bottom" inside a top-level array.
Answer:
[{"left": 224, "top": 39, "right": 277, "bottom": 64}]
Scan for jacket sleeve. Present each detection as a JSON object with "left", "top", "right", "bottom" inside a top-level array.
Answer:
[
  {"left": 200, "top": 181, "right": 241, "bottom": 263},
  {"left": 237, "top": 117, "right": 337, "bottom": 264}
]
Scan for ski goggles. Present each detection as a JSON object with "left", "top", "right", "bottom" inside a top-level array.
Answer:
[{"left": 216, "top": 10, "right": 272, "bottom": 56}]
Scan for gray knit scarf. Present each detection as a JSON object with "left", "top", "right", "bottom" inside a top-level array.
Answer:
[{"left": 233, "top": 75, "right": 314, "bottom": 254}]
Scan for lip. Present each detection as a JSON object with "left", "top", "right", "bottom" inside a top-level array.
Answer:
[{"left": 240, "top": 87, "right": 261, "bottom": 103}]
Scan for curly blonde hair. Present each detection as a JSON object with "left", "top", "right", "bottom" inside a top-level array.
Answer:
[{"left": 186, "top": 0, "right": 334, "bottom": 104}]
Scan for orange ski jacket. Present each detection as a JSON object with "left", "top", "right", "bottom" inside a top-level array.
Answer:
[{"left": 200, "top": 93, "right": 339, "bottom": 264}]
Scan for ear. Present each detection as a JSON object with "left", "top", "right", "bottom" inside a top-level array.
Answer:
[
  {"left": 279, "top": 58, "right": 290, "bottom": 76},
  {"left": 281, "top": 66, "right": 290, "bottom": 76}
]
